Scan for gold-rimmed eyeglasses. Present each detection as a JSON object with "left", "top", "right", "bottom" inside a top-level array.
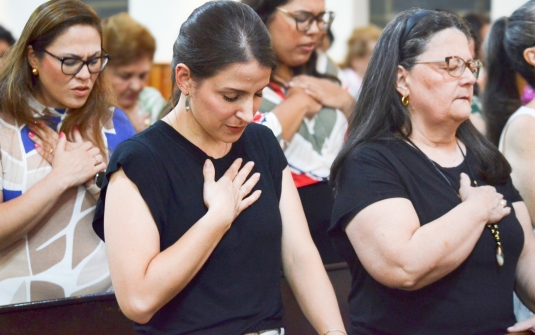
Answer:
[
  {"left": 276, "top": 7, "right": 335, "bottom": 33},
  {"left": 415, "top": 56, "right": 482, "bottom": 79},
  {"left": 43, "top": 49, "right": 109, "bottom": 75}
]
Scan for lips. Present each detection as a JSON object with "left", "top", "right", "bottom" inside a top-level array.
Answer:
[
  {"left": 226, "top": 125, "right": 246, "bottom": 134},
  {"left": 298, "top": 43, "right": 316, "bottom": 53},
  {"left": 72, "top": 86, "right": 90, "bottom": 97}
]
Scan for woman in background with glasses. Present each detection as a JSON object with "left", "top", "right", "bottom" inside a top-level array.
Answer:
[
  {"left": 243, "top": 0, "right": 354, "bottom": 265},
  {"left": 0, "top": 0, "right": 134, "bottom": 305},
  {"left": 329, "top": 8, "right": 535, "bottom": 334}
]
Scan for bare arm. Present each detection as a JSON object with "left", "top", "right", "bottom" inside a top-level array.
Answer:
[
  {"left": 271, "top": 87, "right": 321, "bottom": 142},
  {"left": 502, "top": 115, "right": 535, "bottom": 227},
  {"left": 345, "top": 173, "right": 510, "bottom": 290},
  {"left": 104, "top": 159, "right": 261, "bottom": 324},
  {"left": 279, "top": 167, "right": 345, "bottom": 334},
  {"left": 0, "top": 134, "right": 105, "bottom": 250},
  {"left": 507, "top": 201, "right": 535, "bottom": 333}
]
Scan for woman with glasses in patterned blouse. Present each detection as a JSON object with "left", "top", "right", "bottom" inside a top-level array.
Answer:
[{"left": 0, "top": 0, "right": 134, "bottom": 305}]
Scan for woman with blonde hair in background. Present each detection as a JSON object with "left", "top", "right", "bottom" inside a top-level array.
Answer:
[
  {"left": 0, "top": 0, "right": 134, "bottom": 305},
  {"left": 102, "top": 12, "right": 166, "bottom": 133},
  {"left": 340, "top": 24, "right": 382, "bottom": 99}
]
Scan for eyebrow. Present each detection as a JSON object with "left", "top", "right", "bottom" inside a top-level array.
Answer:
[
  {"left": 221, "top": 85, "right": 268, "bottom": 94},
  {"left": 61, "top": 51, "right": 101, "bottom": 59}
]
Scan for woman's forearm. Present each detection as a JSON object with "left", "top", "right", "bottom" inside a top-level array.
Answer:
[
  {"left": 0, "top": 170, "right": 69, "bottom": 250},
  {"left": 282, "top": 246, "right": 345, "bottom": 335},
  {"left": 271, "top": 96, "right": 309, "bottom": 142}
]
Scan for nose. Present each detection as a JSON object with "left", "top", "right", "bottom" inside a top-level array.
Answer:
[
  {"left": 129, "top": 77, "right": 144, "bottom": 93},
  {"left": 75, "top": 64, "right": 91, "bottom": 80},
  {"left": 306, "top": 19, "right": 321, "bottom": 34},
  {"left": 460, "top": 65, "right": 477, "bottom": 86},
  {"left": 237, "top": 98, "right": 255, "bottom": 123}
]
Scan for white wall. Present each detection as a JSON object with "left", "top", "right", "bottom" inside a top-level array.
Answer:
[
  {"left": 490, "top": 0, "right": 528, "bottom": 20},
  {"left": 129, "top": 0, "right": 214, "bottom": 63},
  {"left": 0, "top": 0, "right": 47, "bottom": 39},
  {"left": 326, "top": 0, "right": 369, "bottom": 64}
]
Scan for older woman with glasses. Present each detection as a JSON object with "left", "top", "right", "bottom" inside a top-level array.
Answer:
[
  {"left": 243, "top": 0, "right": 354, "bottom": 265},
  {"left": 329, "top": 8, "right": 535, "bottom": 335},
  {"left": 0, "top": 0, "right": 134, "bottom": 305}
]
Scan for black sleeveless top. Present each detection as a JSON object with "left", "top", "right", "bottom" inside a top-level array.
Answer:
[{"left": 93, "top": 121, "right": 288, "bottom": 334}]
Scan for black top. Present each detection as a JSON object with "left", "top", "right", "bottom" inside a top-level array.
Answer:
[
  {"left": 329, "top": 138, "right": 524, "bottom": 335},
  {"left": 93, "top": 121, "right": 288, "bottom": 335}
]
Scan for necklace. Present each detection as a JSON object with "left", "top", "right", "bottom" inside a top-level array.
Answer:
[{"left": 405, "top": 138, "right": 504, "bottom": 267}]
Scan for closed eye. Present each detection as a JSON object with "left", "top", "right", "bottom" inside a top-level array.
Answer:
[{"left": 223, "top": 95, "right": 239, "bottom": 102}]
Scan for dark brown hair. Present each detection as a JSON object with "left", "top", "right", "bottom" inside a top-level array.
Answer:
[{"left": 0, "top": 0, "right": 115, "bottom": 155}]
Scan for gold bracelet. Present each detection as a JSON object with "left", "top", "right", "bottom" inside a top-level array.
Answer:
[{"left": 324, "top": 330, "right": 347, "bottom": 335}]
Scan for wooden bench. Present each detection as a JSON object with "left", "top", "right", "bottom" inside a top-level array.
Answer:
[{"left": 0, "top": 262, "right": 350, "bottom": 334}]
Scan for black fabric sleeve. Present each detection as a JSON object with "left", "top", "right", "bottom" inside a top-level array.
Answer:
[
  {"left": 93, "top": 139, "right": 169, "bottom": 241},
  {"left": 498, "top": 176, "right": 523, "bottom": 204},
  {"left": 330, "top": 144, "right": 409, "bottom": 235},
  {"left": 255, "top": 123, "right": 288, "bottom": 201}
]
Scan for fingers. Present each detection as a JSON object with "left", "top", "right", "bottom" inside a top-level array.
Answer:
[
  {"left": 203, "top": 159, "right": 216, "bottom": 185},
  {"left": 222, "top": 158, "right": 243, "bottom": 180},
  {"left": 508, "top": 315, "right": 535, "bottom": 333},
  {"left": 239, "top": 190, "right": 262, "bottom": 212},
  {"left": 55, "top": 132, "right": 67, "bottom": 154},
  {"left": 72, "top": 127, "right": 84, "bottom": 144},
  {"left": 233, "top": 161, "right": 255, "bottom": 186},
  {"left": 459, "top": 173, "right": 472, "bottom": 191},
  {"left": 238, "top": 172, "right": 260, "bottom": 197}
]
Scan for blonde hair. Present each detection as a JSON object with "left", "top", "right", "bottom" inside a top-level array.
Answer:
[
  {"left": 102, "top": 13, "right": 156, "bottom": 66},
  {"left": 341, "top": 25, "right": 383, "bottom": 68},
  {"left": 0, "top": 0, "right": 115, "bottom": 155}
]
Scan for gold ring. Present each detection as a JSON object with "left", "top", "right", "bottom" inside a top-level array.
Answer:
[
  {"left": 501, "top": 200, "right": 507, "bottom": 207},
  {"left": 144, "top": 118, "right": 151, "bottom": 127},
  {"left": 49, "top": 148, "right": 54, "bottom": 154}
]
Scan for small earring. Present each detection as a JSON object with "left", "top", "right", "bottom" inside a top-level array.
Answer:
[
  {"left": 185, "top": 92, "right": 190, "bottom": 112},
  {"left": 32, "top": 68, "right": 39, "bottom": 76},
  {"left": 401, "top": 95, "right": 409, "bottom": 106}
]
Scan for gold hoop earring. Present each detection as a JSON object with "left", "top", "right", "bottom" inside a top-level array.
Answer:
[
  {"left": 401, "top": 95, "right": 409, "bottom": 106},
  {"left": 185, "top": 92, "right": 191, "bottom": 112},
  {"left": 32, "top": 68, "right": 39, "bottom": 76}
]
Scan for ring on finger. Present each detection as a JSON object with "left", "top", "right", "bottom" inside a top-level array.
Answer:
[
  {"left": 501, "top": 199, "right": 507, "bottom": 207},
  {"left": 239, "top": 188, "right": 246, "bottom": 196},
  {"left": 49, "top": 148, "right": 54, "bottom": 154}
]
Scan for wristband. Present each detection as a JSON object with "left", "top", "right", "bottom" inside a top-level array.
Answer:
[{"left": 87, "top": 172, "right": 105, "bottom": 195}]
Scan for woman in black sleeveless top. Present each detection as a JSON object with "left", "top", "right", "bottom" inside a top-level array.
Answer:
[{"left": 93, "top": 2, "right": 346, "bottom": 335}]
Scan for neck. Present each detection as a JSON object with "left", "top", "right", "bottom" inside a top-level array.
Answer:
[
  {"left": 408, "top": 116, "right": 465, "bottom": 167},
  {"left": 164, "top": 102, "right": 230, "bottom": 159},
  {"left": 273, "top": 63, "right": 294, "bottom": 85}
]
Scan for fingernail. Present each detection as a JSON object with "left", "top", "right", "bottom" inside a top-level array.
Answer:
[
  {"left": 59, "top": 132, "right": 65, "bottom": 138},
  {"left": 28, "top": 132, "right": 35, "bottom": 138},
  {"left": 34, "top": 143, "right": 39, "bottom": 149},
  {"left": 36, "top": 121, "right": 43, "bottom": 125}
]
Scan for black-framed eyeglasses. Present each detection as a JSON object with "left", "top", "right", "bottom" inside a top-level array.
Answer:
[
  {"left": 43, "top": 49, "right": 109, "bottom": 75},
  {"left": 415, "top": 56, "right": 482, "bottom": 79},
  {"left": 276, "top": 7, "right": 335, "bottom": 33}
]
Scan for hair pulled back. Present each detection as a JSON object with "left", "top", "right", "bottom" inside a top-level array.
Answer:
[
  {"left": 168, "top": 1, "right": 276, "bottom": 108},
  {"left": 331, "top": 8, "right": 510, "bottom": 189},
  {"left": 483, "top": 1, "right": 535, "bottom": 145},
  {"left": 0, "top": 0, "right": 114, "bottom": 155}
]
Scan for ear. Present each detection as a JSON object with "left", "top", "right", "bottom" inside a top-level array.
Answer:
[
  {"left": 27, "top": 45, "right": 39, "bottom": 69},
  {"left": 523, "top": 47, "right": 535, "bottom": 67},
  {"left": 174, "top": 63, "right": 194, "bottom": 94},
  {"left": 396, "top": 65, "right": 410, "bottom": 97}
]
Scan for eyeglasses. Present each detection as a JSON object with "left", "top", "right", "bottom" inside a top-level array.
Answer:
[
  {"left": 276, "top": 7, "right": 335, "bottom": 33},
  {"left": 415, "top": 56, "right": 482, "bottom": 79},
  {"left": 43, "top": 49, "right": 109, "bottom": 75}
]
